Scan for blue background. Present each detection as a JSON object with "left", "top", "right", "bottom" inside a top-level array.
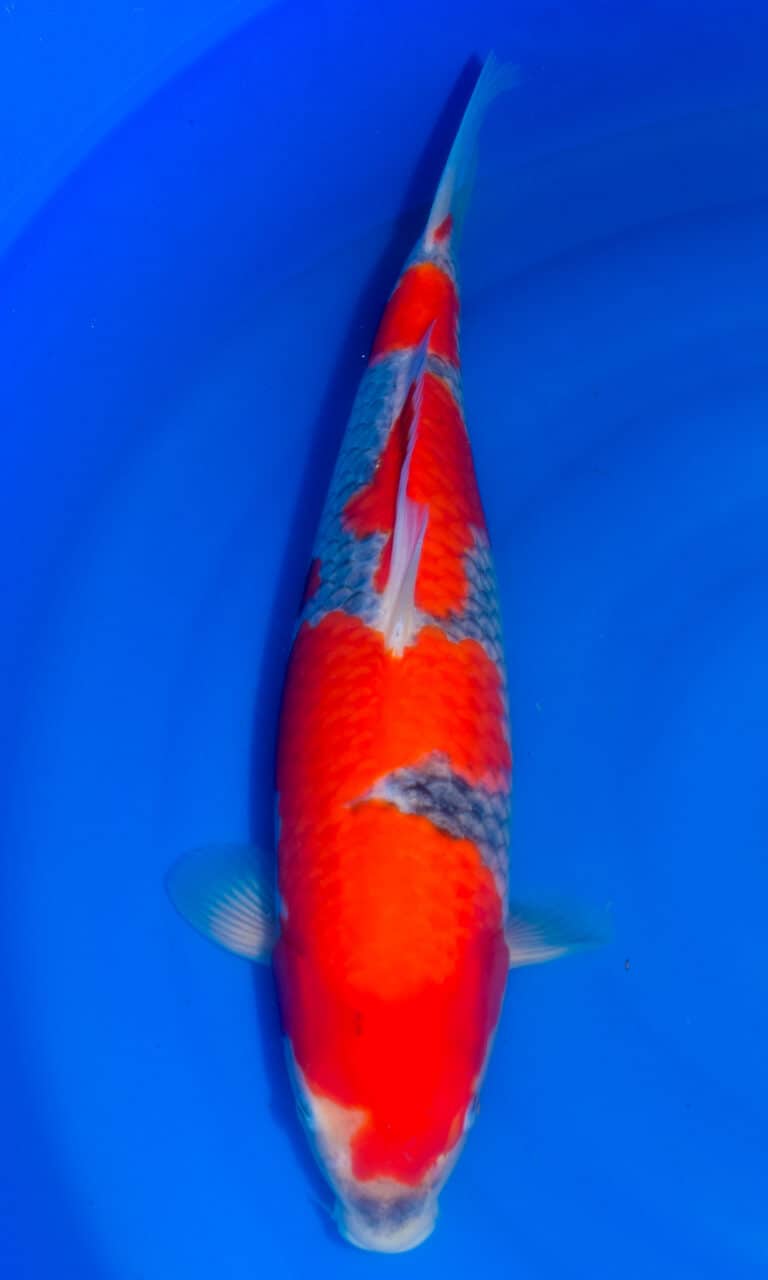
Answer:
[{"left": 1, "top": 2, "right": 767, "bottom": 1276}]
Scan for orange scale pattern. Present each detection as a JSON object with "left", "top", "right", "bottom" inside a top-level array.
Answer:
[{"left": 274, "top": 610, "right": 510, "bottom": 1183}]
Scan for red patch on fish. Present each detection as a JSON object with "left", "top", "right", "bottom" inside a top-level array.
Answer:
[
  {"left": 371, "top": 263, "right": 459, "bottom": 365},
  {"left": 409, "top": 374, "right": 486, "bottom": 616},
  {"left": 275, "top": 612, "right": 510, "bottom": 1181},
  {"left": 279, "top": 613, "right": 510, "bottom": 812},
  {"left": 344, "top": 372, "right": 487, "bottom": 615},
  {"left": 273, "top": 867, "right": 507, "bottom": 1182},
  {"left": 432, "top": 213, "right": 453, "bottom": 242},
  {"left": 343, "top": 386, "right": 417, "bottom": 591}
]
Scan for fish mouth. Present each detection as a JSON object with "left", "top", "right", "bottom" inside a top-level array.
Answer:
[{"left": 336, "top": 1189, "right": 438, "bottom": 1254}]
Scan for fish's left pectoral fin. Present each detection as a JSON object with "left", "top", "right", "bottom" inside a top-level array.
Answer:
[
  {"left": 165, "top": 843, "right": 277, "bottom": 962},
  {"left": 505, "top": 901, "right": 611, "bottom": 968}
]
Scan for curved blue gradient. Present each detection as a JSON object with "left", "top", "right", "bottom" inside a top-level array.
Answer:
[{"left": 1, "top": 3, "right": 767, "bottom": 1277}]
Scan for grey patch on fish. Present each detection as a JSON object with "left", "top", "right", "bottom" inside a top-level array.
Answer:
[
  {"left": 300, "top": 367, "right": 504, "bottom": 668},
  {"left": 301, "top": 529, "right": 387, "bottom": 629},
  {"left": 425, "top": 352, "right": 464, "bottom": 413},
  {"left": 300, "top": 354, "right": 421, "bottom": 629},
  {"left": 440, "top": 531, "right": 507, "bottom": 670},
  {"left": 326, "top": 352, "right": 419, "bottom": 503},
  {"left": 370, "top": 753, "right": 510, "bottom": 897}
]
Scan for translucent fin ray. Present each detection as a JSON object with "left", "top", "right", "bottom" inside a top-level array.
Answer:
[
  {"left": 165, "top": 843, "right": 277, "bottom": 962},
  {"left": 506, "top": 900, "right": 610, "bottom": 968},
  {"left": 426, "top": 52, "right": 519, "bottom": 247}
]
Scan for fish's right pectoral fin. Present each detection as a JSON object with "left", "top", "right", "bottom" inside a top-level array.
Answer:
[
  {"left": 505, "top": 900, "right": 611, "bottom": 968},
  {"left": 165, "top": 843, "right": 277, "bottom": 962}
]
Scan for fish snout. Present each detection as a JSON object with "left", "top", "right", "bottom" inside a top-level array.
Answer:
[{"left": 336, "top": 1188, "right": 438, "bottom": 1254}]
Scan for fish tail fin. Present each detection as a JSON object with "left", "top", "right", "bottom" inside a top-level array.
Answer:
[{"left": 425, "top": 53, "right": 518, "bottom": 250}]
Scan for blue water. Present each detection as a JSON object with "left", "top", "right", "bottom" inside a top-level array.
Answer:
[{"left": 2, "top": 2, "right": 768, "bottom": 1277}]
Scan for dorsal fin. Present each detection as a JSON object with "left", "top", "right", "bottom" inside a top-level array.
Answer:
[{"left": 379, "top": 329, "right": 432, "bottom": 655}]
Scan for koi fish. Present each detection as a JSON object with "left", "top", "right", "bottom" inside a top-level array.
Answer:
[{"left": 168, "top": 54, "right": 593, "bottom": 1254}]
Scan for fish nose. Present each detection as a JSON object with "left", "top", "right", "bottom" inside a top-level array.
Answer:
[{"left": 337, "top": 1189, "right": 438, "bottom": 1254}]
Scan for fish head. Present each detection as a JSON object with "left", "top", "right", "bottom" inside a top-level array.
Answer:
[
  {"left": 287, "top": 1047, "right": 474, "bottom": 1253},
  {"left": 335, "top": 1183, "right": 439, "bottom": 1254}
]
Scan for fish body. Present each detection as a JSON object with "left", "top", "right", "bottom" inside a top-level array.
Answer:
[
  {"left": 273, "top": 57, "right": 514, "bottom": 1251},
  {"left": 167, "top": 54, "right": 593, "bottom": 1255}
]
